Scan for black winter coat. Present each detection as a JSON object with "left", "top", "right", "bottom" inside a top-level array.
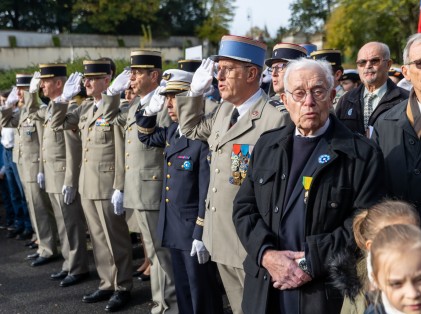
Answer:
[
  {"left": 335, "top": 79, "right": 409, "bottom": 134},
  {"left": 233, "top": 115, "right": 385, "bottom": 314}
]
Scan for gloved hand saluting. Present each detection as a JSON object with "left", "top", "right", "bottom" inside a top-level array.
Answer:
[
  {"left": 61, "top": 72, "right": 83, "bottom": 102},
  {"left": 111, "top": 190, "right": 125, "bottom": 215},
  {"left": 107, "top": 68, "right": 131, "bottom": 96},
  {"left": 190, "top": 58, "right": 214, "bottom": 97},
  {"left": 144, "top": 86, "right": 166, "bottom": 116},
  {"left": 62, "top": 185, "right": 77, "bottom": 205},
  {"left": 4, "top": 87, "right": 19, "bottom": 108},
  {"left": 190, "top": 239, "right": 210, "bottom": 264},
  {"left": 29, "top": 71, "right": 41, "bottom": 94}
]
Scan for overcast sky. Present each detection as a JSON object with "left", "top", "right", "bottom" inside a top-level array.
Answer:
[{"left": 229, "top": 0, "right": 294, "bottom": 37}]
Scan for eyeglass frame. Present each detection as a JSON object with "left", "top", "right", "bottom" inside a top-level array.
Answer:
[
  {"left": 406, "top": 58, "right": 421, "bottom": 69},
  {"left": 214, "top": 64, "right": 252, "bottom": 77},
  {"left": 82, "top": 76, "right": 108, "bottom": 84},
  {"left": 356, "top": 57, "right": 389, "bottom": 67},
  {"left": 285, "top": 87, "right": 329, "bottom": 103},
  {"left": 267, "top": 63, "right": 288, "bottom": 74}
]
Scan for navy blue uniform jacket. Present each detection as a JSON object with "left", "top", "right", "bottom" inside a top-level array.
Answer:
[{"left": 137, "top": 113, "right": 210, "bottom": 251}]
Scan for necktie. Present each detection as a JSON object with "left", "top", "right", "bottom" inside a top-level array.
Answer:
[
  {"left": 229, "top": 108, "right": 240, "bottom": 129},
  {"left": 93, "top": 105, "right": 98, "bottom": 114},
  {"left": 364, "top": 93, "right": 375, "bottom": 129}
]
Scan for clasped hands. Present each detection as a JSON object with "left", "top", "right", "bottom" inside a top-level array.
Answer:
[{"left": 262, "top": 249, "right": 312, "bottom": 290}]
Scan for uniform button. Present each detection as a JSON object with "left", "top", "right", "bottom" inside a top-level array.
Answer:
[
  {"left": 409, "top": 139, "right": 416, "bottom": 145},
  {"left": 215, "top": 168, "right": 220, "bottom": 173},
  {"left": 414, "top": 169, "right": 421, "bottom": 175},
  {"left": 85, "top": 148, "right": 88, "bottom": 152},
  {"left": 165, "top": 186, "right": 169, "bottom": 191},
  {"left": 126, "top": 153, "right": 129, "bottom": 157},
  {"left": 218, "top": 149, "right": 222, "bottom": 154},
  {"left": 166, "top": 174, "right": 171, "bottom": 179},
  {"left": 42, "top": 147, "right": 45, "bottom": 151},
  {"left": 281, "top": 174, "right": 286, "bottom": 180},
  {"left": 128, "top": 127, "right": 132, "bottom": 131},
  {"left": 167, "top": 162, "right": 172, "bottom": 166},
  {"left": 87, "top": 138, "right": 90, "bottom": 141},
  {"left": 263, "top": 275, "right": 267, "bottom": 280},
  {"left": 331, "top": 202, "right": 338, "bottom": 208},
  {"left": 127, "top": 140, "right": 131, "bottom": 143},
  {"left": 165, "top": 198, "right": 169, "bottom": 203},
  {"left": 274, "top": 206, "right": 279, "bottom": 213},
  {"left": 259, "top": 178, "right": 263, "bottom": 184},
  {"left": 211, "top": 207, "right": 216, "bottom": 212},
  {"left": 125, "top": 165, "right": 129, "bottom": 169},
  {"left": 43, "top": 159, "right": 46, "bottom": 163},
  {"left": 210, "top": 144, "right": 213, "bottom": 148},
  {"left": 88, "top": 127, "right": 92, "bottom": 131},
  {"left": 62, "top": 167, "right": 65, "bottom": 170},
  {"left": 212, "top": 187, "right": 217, "bottom": 192},
  {"left": 84, "top": 159, "right": 87, "bottom": 162},
  {"left": 152, "top": 175, "right": 157, "bottom": 180}
]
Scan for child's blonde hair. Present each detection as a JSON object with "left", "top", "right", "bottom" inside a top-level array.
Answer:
[{"left": 353, "top": 200, "right": 420, "bottom": 251}]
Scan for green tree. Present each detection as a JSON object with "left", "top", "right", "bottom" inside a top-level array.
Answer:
[
  {"left": 325, "top": 0, "right": 419, "bottom": 64},
  {"left": 196, "top": 0, "right": 235, "bottom": 48}
]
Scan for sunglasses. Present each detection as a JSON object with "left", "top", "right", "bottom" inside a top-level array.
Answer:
[
  {"left": 406, "top": 59, "right": 421, "bottom": 69},
  {"left": 356, "top": 58, "right": 388, "bottom": 67}
]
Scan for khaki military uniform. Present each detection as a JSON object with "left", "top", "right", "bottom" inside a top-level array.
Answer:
[
  {"left": 0, "top": 91, "right": 58, "bottom": 258},
  {"left": 51, "top": 94, "right": 132, "bottom": 291},
  {"left": 29, "top": 98, "right": 89, "bottom": 275},
  {"left": 114, "top": 95, "right": 177, "bottom": 313},
  {"left": 177, "top": 92, "right": 289, "bottom": 314}
]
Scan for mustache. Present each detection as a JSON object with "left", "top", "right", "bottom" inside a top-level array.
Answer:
[{"left": 363, "top": 70, "right": 376, "bottom": 75}]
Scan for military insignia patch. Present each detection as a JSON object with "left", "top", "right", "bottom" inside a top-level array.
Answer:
[
  {"left": 95, "top": 118, "right": 110, "bottom": 127},
  {"left": 229, "top": 144, "right": 254, "bottom": 186}
]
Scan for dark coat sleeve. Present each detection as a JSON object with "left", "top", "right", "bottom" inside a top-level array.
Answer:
[{"left": 136, "top": 111, "right": 167, "bottom": 148}]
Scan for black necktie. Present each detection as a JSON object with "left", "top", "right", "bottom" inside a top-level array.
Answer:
[
  {"left": 229, "top": 108, "right": 240, "bottom": 128},
  {"left": 175, "top": 131, "right": 180, "bottom": 140},
  {"left": 93, "top": 105, "right": 98, "bottom": 114}
]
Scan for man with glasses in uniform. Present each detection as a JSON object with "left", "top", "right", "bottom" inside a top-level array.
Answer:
[{"left": 335, "top": 41, "right": 408, "bottom": 136}]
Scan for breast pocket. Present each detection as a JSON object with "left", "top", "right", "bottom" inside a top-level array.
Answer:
[
  {"left": 95, "top": 126, "right": 111, "bottom": 144},
  {"left": 318, "top": 185, "right": 353, "bottom": 229},
  {"left": 22, "top": 126, "right": 36, "bottom": 142},
  {"left": 253, "top": 168, "right": 276, "bottom": 220}
]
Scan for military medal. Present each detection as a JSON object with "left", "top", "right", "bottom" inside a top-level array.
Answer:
[{"left": 302, "top": 176, "right": 312, "bottom": 204}]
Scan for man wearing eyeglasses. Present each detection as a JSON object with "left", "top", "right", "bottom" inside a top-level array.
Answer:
[
  {"left": 265, "top": 43, "right": 307, "bottom": 112},
  {"left": 27, "top": 64, "right": 89, "bottom": 282},
  {"left": 232, "top": 58, "right": 385, "bottom": 314},
  {"left": 372, "top": 33, "right": 421, "bottom": 213},
  {"left": 46, "top": 60, "right": 134, "bottom": 311},
  {"left": 176, "top": 35, "right": 288, "bottom": 314},
  {"left": 113, "top": 50, "right": 177, "bottom": 314},
  {"left": 336, "top": 41, "right": 409, "bottom": 136}
]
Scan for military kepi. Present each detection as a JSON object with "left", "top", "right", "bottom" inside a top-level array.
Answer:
[
  {"left": 310, "top": 49, "right": 342, "bottom": 66},
  {"left": 130, "top": 50, "right": 162, "bottom": 69},
  {"left": 265, "top": 43, "right": 307, "bottom": 67},
  {"left": 83, "top": 60, "right": 111, "bottom": 77},
  {"left": 210, "top": 35, "right": 267, "bottom": 67},
  {"left": 178, "top": 60, "right": 202, "bottom": 73},
  {"left": 39, "top": 63, "right": 67, "bottom": 78},
  {"left": 161, "top": 69, "right": 193, "bottom": 95},
  {"left": 16, "top": 74, "right": 33, "bottom": 87}
]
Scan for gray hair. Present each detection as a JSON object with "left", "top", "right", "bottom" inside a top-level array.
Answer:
[
  {"left": 403, "top": 33, "right": 421, "bottom": 65},
  {"left": 283, "top": 58, "right": 334, "bottom": 92}
]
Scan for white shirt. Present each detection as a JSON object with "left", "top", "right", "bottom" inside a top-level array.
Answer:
[
  {"left": 141, "top": 89, "right": 154, "bottom": 106},
  {"left": 295, "top": 117, "right": 331, "bottom": 138},
  {"left": 234, "top": 88, "right": 263, "bottom": 121},
  {"left": 1, "top": 127, "right": 14, "bottom": 149}
]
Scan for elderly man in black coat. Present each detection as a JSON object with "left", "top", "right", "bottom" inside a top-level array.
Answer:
[
  {"left": 373, "top": 33, "right": 421, "bottom": 213},
  {"left": 232, "top": 58, "right": 385, "bottom": 314}
]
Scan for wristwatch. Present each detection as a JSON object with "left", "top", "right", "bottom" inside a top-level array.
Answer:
[{"left": 297, "top": 257, "right": 311, "bottom": 275}]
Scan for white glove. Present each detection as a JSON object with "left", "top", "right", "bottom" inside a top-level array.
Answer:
[
  {"left": 61, "top": 72, "right": 83, "bottom": 102},
  {"left": 144, "top": 86, "right": 166, "bottom": 116},
  {"left": 190, "top": 58, "right": 214, "bottom": 96},
  {"left": 5, "top": 87, "right": 19, "bottom": 108},
  {"left": 62, "top": 185, "right": 77, "bottom": 205},
  {"left": 37, "top": 172, "right": 45, "bottom": 189},
  {"left": 111, "top": 190, "right": 125, "bottom": 215},
  {"left": 107, "top": 69, "right": 131, "bottom": 96},
  {"left": 190, "top": 239, "right": 210, "bottom": 264},
  {"left": 29, "top": 71, "right": 41, "bottom": 94}
]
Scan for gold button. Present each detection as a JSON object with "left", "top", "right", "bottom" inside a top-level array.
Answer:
[
  {"left": 166, "top": 174, "right": 170, "bottom": 179},
  {"left": 165, "top": 198, "right": 169, "bottom": 203},
  {"left": 165, "top": 186, "right": 169, "bottom": 191},
  {"left": 152, "top": 175, "right": 157, "bottom": 180},
  {"left": 125, "top": 165, "right": 129, "bottom": 169},
  {"left": 218, "top": 149, "right": 222, "bottom": 154},
  {"left": 62, "top": 167, "right": 65, "bottom": 170},
  {"left": 126, "top": 153, "right": 129, "bottom": 157},
  {"left": 43, "top": 159, "right": 46, "bottom": 163},
  {"left": 84, "top": 158, "right": 87, "bottom": 162},
  {"left": 89, "top": 127, "right": 92, "bottom": 131},
  {"left": 127, "top": 140, "right": 131, "bottom": 143},
  {"left": 87, "top": 138, "right": 90, "bottom": 141},
  {"left": 211, "top": 207, "right": 216, "bottom": 212},
  {"left": 215, "top": 169, "right": 220, "bottom": 173},
  {"left": 212, "top": 187, "right": 217, "bottom": 193},
  {"left": 128, "top": 127, "right": 132, "bottom": 131},
  {"left": 167, "top": 162, "right": 172, "bottom": 166},
  {"left": 42, "top": 148, "right": 45, "bottom": 151}
]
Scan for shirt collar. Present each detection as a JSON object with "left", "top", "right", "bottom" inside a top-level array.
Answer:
[
  {"left": 235, "top": 89, "right": 263, "bottom": 119},
  {"left": 363, "top": 81, "right": 387, "bottom": 99},
  {"left": 141, "top": 89, "right": 155, "bottom": 106},
  {"left": 294, "top": 117, "right": 330, "bottom": 138}
]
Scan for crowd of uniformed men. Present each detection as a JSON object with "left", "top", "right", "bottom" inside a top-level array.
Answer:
[{"left": 1, "top": 31, "right": 421, "bottom": 314}]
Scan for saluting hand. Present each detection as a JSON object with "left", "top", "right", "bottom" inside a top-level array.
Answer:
[
  {"left": 190, "top": 58, "right": 214, "bottom": 97},
  {"left": 4, "top": 87, "right": 19, "bottom": 108},
  {"left": 29, "top": 71, "right": 41, "bottom": 94},
  {"left": 144, "top": 86, "right": 166, "bottom": 116},
  {"left": 262, "top": 249, "right": 312, "bottom": 290},
  {"left": 107, "top": 68, "right": 131, "bottom": 96},
  {"left": 61, "top": 72, "right": 83, "bottom": 102}
]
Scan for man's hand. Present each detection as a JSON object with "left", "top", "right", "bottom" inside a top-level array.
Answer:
[
  {"left": 111, "top": 190, "right": 125, "bottom": 215},
  {"left": 61, "top": 72, "right": 83, "bottom": 102},
  {"left": 190, "top": 58, "right": 214, "bottom": 96},
  {"left": 144, "top": 87, "right": 166, "bottom": 116},
  {"left": 29, "top": 71, "right": 41, "bottom": 94},
  {"left": 5, "top": 87, "right": 19, "bottom": 108},
  {"left": 190, "top": 239, "right": 210, "bottom": 264},
  {"left": 37, "top": 172, "right": 45, "bottom": 189},
  {"left": 62, "top": 185, "right": 77, "bottom": 205},
  {"left": 107, "top": 69, "right": 131, "bottom": 96},
  {"left": 262, "top": 249, "right": 312, "bottom": 290}
]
